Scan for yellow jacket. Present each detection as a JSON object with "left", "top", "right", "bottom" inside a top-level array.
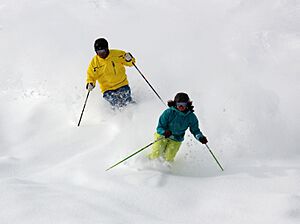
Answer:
[{"left": 86, "top": 49, "right": 136, "bottom": 93}]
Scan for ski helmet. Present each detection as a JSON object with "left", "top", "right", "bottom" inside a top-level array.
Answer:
[
  {"left": 94, "top": 38, "right": 108, "bottom": 51},
  {"left": 174, "top": 92, "right": 190, "bottom": 103}
]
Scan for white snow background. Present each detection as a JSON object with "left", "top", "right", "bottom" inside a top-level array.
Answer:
[{"left": 0, "top": 0, "right": 299, "bottom": 223}]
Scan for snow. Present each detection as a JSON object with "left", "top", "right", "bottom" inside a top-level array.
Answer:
[{"left": 0, "top": 0, "right": 299, "bottom": 223}]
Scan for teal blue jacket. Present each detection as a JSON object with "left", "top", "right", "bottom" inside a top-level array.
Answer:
[{"left": 156, "top": 107, "right": 204, "bottom": 142}]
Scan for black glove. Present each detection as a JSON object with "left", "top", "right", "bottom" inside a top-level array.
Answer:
[
  {"left": 86, "top": 83, "right": 95, "bottom": 91},
  {"left": 163, "top": 130, "right": 172, "bottom": 138},
  {"left": 199, "top": 136, "right": 208, "bottom": 144}
]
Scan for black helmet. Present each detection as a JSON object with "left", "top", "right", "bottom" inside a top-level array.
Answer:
[
  {"left": 174, "top": 92, "right": 190, "bottom": 103},
  {"left": 94, "top": 38, "right": 108, "bottom": 51}
]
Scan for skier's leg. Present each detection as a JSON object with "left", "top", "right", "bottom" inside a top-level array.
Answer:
[
  {"left": 103, "top": 90, "right": 118, "bottom": 107},
  {"left": 104, "top": 86, "right": 132, "bottom": 109},
  {"left": 164, "top": 140, "right": 182, "bottom": 162},
  {"left": 118, "top": 85, "right": 132, "bottom": 107},
  {"left": 148, "top": 133, "right": 167, "bottom": 159}
]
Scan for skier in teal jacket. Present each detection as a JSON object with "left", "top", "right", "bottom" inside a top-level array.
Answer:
[{"left": 148, "top": 92, "right": 208, "bottom": 162}]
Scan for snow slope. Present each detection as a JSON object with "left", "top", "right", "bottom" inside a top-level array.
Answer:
[{"left": 0, "top": 0, "right": 299, "bottom": 223}]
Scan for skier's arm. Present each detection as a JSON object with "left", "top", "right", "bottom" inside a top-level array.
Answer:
[
  {"left": 156, "top": 109, "right": 171, "bottom": 136},
  {"left": 86, "top": 59, "right": 97, "bottom": 86},
  {"left": 189, "top": 115, "right": 204, "bottom": 140}
]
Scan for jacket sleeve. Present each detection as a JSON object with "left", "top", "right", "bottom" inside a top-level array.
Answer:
[
  {"left": 189, "top": 114, "right": 204, "bottom": 140},
  {"left": 86, "top": 58, "right": 96, "bottom": 85},
  {"left": 156, "top": 109, "right": 171, "bottom": 135}
]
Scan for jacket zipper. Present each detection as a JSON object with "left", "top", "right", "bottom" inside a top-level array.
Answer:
[{"left": 111, "top": 61, "right": 116, "bottom": 75}]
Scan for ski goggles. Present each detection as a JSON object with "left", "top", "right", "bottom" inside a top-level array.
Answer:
[{"left": 176, "top": 102, "right": 188, "bottom": 107}]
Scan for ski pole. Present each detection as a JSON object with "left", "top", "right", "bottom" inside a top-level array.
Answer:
[
  {"left": 77, "top": 90, "right": 91, "bottom": 127},
  {"left": 205, "top": 144, "right": 224, "bottom": 171},
  {"left": 106, "top": 137, "right": 164, "bottom": 171},
  {"left": 132, "top": 62, "right": 166, "bottom": 107}
]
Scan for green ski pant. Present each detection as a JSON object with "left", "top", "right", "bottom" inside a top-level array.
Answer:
[{"left": 148, "top": 133, "right": 182, "bottom": 162}]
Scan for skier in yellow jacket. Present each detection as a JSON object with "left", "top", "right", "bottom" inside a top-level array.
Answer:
[{"left": 86, "top": 38, "right": 136, "bottom": 108}]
